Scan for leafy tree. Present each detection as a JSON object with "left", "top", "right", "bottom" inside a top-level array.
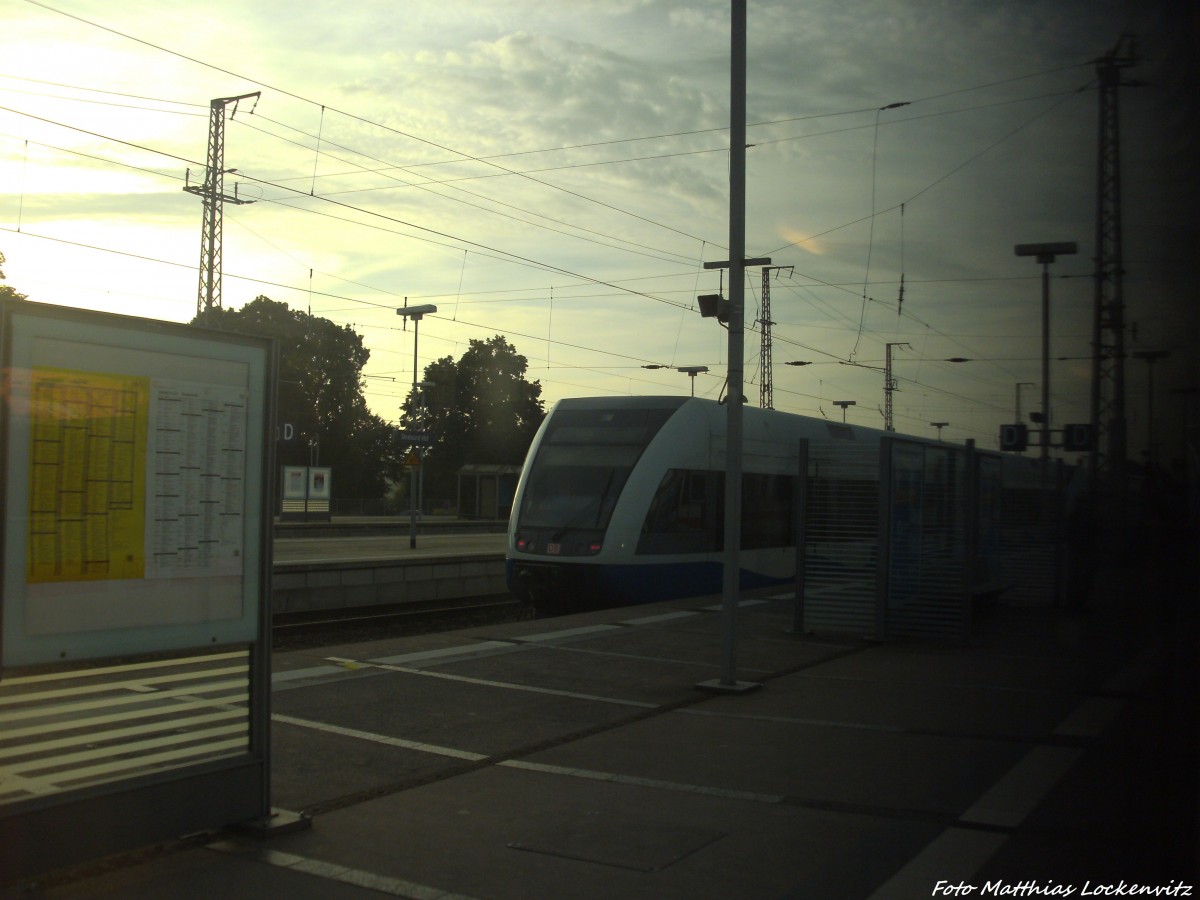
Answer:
[
  {"left": 402, "top": 335, "right": 545, "bottom": 503},
  {"left": 194, "top": 296, "right": 401, "bottom": 498},
  {"left": 0, "top": 251, "right": 28, "bottom": 302}
]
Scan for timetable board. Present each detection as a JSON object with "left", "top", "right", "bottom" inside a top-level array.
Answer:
[{"left": 1, "top": 300, "right": 275, "bottom": 667}]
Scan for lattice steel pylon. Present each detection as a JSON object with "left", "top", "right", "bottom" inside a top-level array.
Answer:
[
  {"left": 884, "top": 341, "right": 909, "bottom": 432},
  {"left": 184, "top": 92, "right": 260, "bottom": 325},
  {"left": 1090, "top": 36, "right": 1137, "bottom": 486},
  {"left": 758, "top": 266, "right": 792, "bottom": 409},
  {"left": 759, "top": 267, "right": 774, "bottom": 409}
]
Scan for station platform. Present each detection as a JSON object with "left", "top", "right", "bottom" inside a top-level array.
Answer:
[{"left": 9, "top": 560, "right": 1197, "bottom": 899}]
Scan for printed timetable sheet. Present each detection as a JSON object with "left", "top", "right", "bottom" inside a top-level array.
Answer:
[
  {"left": 26, "top": 368, "right": 247, "bottom": 585},
  {"left": 28, "top": 369, "right": 148, "bottom": 583},
  {"left": 148, "top": 380, "right": 247, "bottom": 579}
]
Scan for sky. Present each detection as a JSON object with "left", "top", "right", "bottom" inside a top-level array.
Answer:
[{"left": 1, "top": 0, "right": 1195, "bottom": 467}]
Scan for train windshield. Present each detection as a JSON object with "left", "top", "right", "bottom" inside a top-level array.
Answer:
[{"left": 518, "top": 405, "right": 679, "bottom": 531}]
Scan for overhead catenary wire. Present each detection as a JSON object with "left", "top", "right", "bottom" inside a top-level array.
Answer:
[
  {"left": 14, "top": 0, "right": 1094, "bottom": 265},
  {"left": 6, "top": 0, "right": 1101, "bottom": 443}
]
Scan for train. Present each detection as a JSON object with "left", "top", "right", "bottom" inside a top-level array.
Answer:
[{"left": 506, "top": 395, "right": 910, "bottom": 614}]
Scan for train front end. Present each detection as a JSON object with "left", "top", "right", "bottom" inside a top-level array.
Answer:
[{"left": 506, "top": 396, "right": 695, "bottom": 613}]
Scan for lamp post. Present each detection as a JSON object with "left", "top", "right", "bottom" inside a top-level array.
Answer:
[
  {"left": 1132, "top": 350, "right": 1168, "bottom": 474},
  {"left": 396, "top": 302, "right": 437, "bottom": 549},
  {"left": 641, "top": 364, "right": 710, "bottom": 397},
  {"left": 692, "top": 1, "right": 764, "bottom": 694},
  {"left": 1015, "top": 382, "right": 1035, "bottom": 424},
  {"left": 931, "top": 421, "right": 949, "bottom": 441},
  {"left": 1015, "top": 242, "right": 1077, "bottom": 462},
  {"left": 833, "top": 400, "right": 856, "bottom": 423},
  {"left": 414, "top": 380, "right": 434, "bottom": 531},
  {"left": 677, "top": 365, "right": 708, "bottom": 396}
]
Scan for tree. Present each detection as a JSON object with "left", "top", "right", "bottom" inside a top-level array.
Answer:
[
  {"left": 194, "top": 296, "right": 401, "bottom": 498},
  {"left": 0, "top": 251, "right": 28, "bottom": 302},
  {"left": 403, "top": 335, "right": 544, "bottom": 503}
]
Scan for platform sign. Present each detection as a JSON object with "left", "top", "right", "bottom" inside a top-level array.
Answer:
[
  {"left": 1, "top": 299, "right": 276, "bottom": 667},
  {"left": 308, "top": 466, "right": 332, "bottom": 500},
  {"left": 282, "top": 465, "right": 308, "bottom": 501}
]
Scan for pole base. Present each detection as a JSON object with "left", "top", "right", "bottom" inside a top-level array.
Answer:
[
  {"left": 234, "top": 807, "right": 312, "bottom": 839},
  {"left": 695, "top": 678, "right": 762, "bottom": 695}
]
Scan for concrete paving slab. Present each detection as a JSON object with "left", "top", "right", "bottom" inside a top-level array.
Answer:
[
  {"left": 518, "top": 709, "right": 1029, "bottom": 818},
  {"left": 805, "top": 640, "right": 1117, "bottom": 695},
  {"left": 412, "top": 644, "right": 717, "bottom": 706},
  {"left": 271, "top": 718, "right": 472, "bottom": 814},
  {"left": 8, "top": 555, "right": 1193, "bottom": 898},
  {"left": 537, "top": 620, "right": 858, "bottom": 676},
  {"left": 700, "top": 668, "right": 1080, "bottom": 739},
  {"left": 255, "top": 764, "right": 941, "bottom": 900},
  {"left": 269, "top": 664, "right": 651, "bottom": 761},
  {"left": 29, "top": 844, "right": 384, "bottom": 900}
]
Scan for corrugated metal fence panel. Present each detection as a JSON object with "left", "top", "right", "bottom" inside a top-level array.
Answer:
[
  {"left": 975, "top": 454, "right": 1005, "bottom": 592},
  {"left": 999, "top": 456, "right": 1057, "bottom": 604},
  {"left": 0, "top": 649, "right": 250, "bottom": 807},
  {"left": 802, "top": 441, "right": 881, "bottom": 638},
  {"left": 885, "top": 441, "right": 970, "bottom": 641}
]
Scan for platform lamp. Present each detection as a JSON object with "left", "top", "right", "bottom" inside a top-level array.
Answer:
[
  {"left": 677, "top": 365, "right": 709, "bottom": 396},
  {"left": 833, "top": 400, "right": 856, "bottom": 423},
  {"left": 1132, "top": 350, "right": 1168, "bottom": 474},
  {"left": 1014, "top": 242, "right": 1077, "bottom": 462},
  {"left": 1015, "top": 382, "right": 1035, "bottom": 424},
  {"left": 931, "top": 421, "right": 949, "bottom": 441},
  {"left": 396, "top": 302, "right": 437, "bottom": 549}
]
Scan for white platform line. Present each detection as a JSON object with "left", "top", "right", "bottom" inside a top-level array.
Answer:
[
  {"left": 618, "top": 611, "right": 702, "bottom": 626},
  {"left": 1052, "top": 697, "right": 1126, "bottom": 738},
  {"left": 700, "top": 598, "right": 770, "bottom": 611},
  {"left": 209, "top": 841, "right": 479, "bottom": 900},
  {"left": 514, "top": 624, "right": 624, "bottom": 642},
  {"left": 678, "top": 707, "right": 905, "bottom": 733},
  {"left": 372, "top": 663, "right": 658, "bottom": 709},
  {"left": 866, "top": 827, "right": 1007, "bottom": 900},
  {"left": 272, "top": 713, "right": 487, "bottom": 761},
  {"left": 369, "top": 641, "right": 520, "bottom": 666},
  {"left": 498, "top": 759, "right": 784, "bottom": 804},
  {"left": 1101, "top": 644, "right": 1161, "bottom": 695},
  {"left": 272, "top": 665, "right": 351, "bottom": 685},
  {"left": 958, "top": 745, "right": 1081, "bottom": 829}
]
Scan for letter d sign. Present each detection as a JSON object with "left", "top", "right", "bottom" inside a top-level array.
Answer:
[
  {"left": 999, "top": 423, "right": 1028, "bottom": 452},
  {"left": 1062, "top": 423, "right": 1092, "bottom": 452},
  {"left": 282, "top": 423, "right": 295, "bottom": 441}
]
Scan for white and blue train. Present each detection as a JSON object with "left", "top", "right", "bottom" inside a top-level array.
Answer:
[{"left": 505, "top": 395, "right": 902, "bottom": 614}]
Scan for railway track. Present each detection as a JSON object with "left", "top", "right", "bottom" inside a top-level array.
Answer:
[{"left": 272, "top": 594, "right": 532, "bottom": 650}]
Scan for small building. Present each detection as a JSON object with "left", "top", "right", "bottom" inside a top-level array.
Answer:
[{"left": 457, "top": 464, "right": 521, "bottom": 520}]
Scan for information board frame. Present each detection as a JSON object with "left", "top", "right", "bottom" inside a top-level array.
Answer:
[{"left": 1, "top": 299, "right": 277, "bottom": 669}]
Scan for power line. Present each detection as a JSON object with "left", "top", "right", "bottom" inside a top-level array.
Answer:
[
  {"left": 235, "top": 114, "right": 705, "bottom": 267},
  {"left": 757, "top": 83, "right": 1091, "bottom": 259},
  {"left": 0, "top": 101, "right": 696, "bottom": 313}
]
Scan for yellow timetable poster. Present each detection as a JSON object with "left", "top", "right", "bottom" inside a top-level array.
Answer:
[{"left": 27, "top": 368, "right": 150, "bottom": 583}]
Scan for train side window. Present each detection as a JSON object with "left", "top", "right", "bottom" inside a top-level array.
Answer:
[
  {"left": 637, "top": 469, "right": 720, "bottom": 555},
  {"left": 638, "top": 469, "right": 796, "bottom": 554},
  {"left": 742, "top": 472, "right": 794, "bottom": 550}
]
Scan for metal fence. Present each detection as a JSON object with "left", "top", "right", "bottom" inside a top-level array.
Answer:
[
  {"left": 797, "top": 439, "right": 1068, "bottom": 642},
  {"left": 802, "top": 440, "right": 883, "bottom": 638}
]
